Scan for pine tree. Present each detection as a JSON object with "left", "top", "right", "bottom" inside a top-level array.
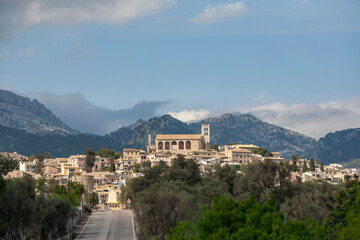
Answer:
[
  {"left": 309, "top": 158, "right": 315, "bottom": 171},
  {"left": 302, "top": 160, "right": 308, "bottom": 173},
  {"left": 320, "top": 161, "right": 324, "bottom": 171},
  {"left": 85, "top": 147, "right": 96, "bottom": 172},
  {"left": 291, "top": 155, "right": 298, "bottom": 172}
]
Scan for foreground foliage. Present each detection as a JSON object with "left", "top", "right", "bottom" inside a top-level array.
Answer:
[
  {"left": 0, "top": 159, "right": 85, "bottom": 240},
  {"left": 0, "top": 176, "right": 76, "bottom": 239},
  {"left": 121, "top": 157, "right": 358, "bottom": 240},
  {"left": 170, "top": 180, "right": 360, "bottom": 240}
]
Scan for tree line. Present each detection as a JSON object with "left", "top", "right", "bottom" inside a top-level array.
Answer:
[
  {"left": 0, "top": 155, "right": 87, "bottom": 240},
  {"left": 120, "top": 155, "right": 359, "bottom": 240}
]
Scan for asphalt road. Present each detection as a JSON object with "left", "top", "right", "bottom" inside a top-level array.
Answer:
[{"left": 77, "top": 209, "right": 136, "bottom": 240}]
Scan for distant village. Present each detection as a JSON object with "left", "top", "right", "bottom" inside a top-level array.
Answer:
[{"left": 3, "top": 124, "right": 359, "bottom": 210}]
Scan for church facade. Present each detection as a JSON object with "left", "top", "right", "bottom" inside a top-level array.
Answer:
[{"left": 149, "top": 124, "right": 210, "bottom": 154}]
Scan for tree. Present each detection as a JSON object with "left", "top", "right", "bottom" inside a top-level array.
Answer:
[
  {"left": 110, "top": 158, "right": 116, "bottom": 173},
  {"left": 164, "top": 155, "right": 201, "bottom": 186},
  {"left": 234, "top": 159, "right": 293, "bottom": 206},
  {"left": 210, "top": 144, "right": 219, "bottom": 151},
  {"left": 96, "top": 147, "right": 121, "bottom": 159},
  {"left": 320, "top": 161, "right": 324, "bottom": 171},
  {"left": 280, "top": 181, "right": 340, "bottom": 222},
  {"left": 27, "top": 194, "right": 74, "bottom": 240},
  {"left": 251, "top": 147, "right": 273, "bottom": 157},
  {"left": 0, "top": 157, "right": 18, "bottom": 176},
  {"left": 0, "top": 176, "right": 36, "bottom": 239},
  {"left": 133, "top": 163, "right": 141, "bottom": 173},
  {"left": 134, "top": 181, "right": 197, "bottom": 240},
  {"left": 302, "top": 160, "right": 308, "bottom": 173},
  {"left": 50, "top": 182, "right": 85, "bottom": 207},
  {"left": 85, "top": 147, "right": 96, "bottom": 172},
  {"left": 34, "top": 158, "right": 45, "bottom": 175},
  {"left": 0, "top": 176, "right": 76, "bottom": 240},
  {"left": 213, "top": 164, "right": 237, "bottom": 195},
  {"left": 88, "top": 192, "right": 99, "bottom": 206},
  {"left": 321, "top": 181, "right": 360, "bottom": 239},
  {"left": 310, "top": 158, "right": 315, "bottom": 171},
  {"left": 43, "top": 152, "right": 52, "bottom": 159},
  {"left": 292, "top": 155, "right": 298, "bottom": 172},
  {"left": 168, "top": 195, "right": 317, "bottom": 240}
]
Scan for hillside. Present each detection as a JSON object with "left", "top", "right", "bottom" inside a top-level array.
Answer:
[
  {"left": 0, "top": 89, "right": 78, "bottom": 135},
  {"left": 108, "top": 113, "right": 316, "bottom": 158},
  {"left": 108, "top": 115, "right": 193, "bottom": 148},
  {"left": 306, "top": 128, "right": 360, "bottom": 164},
  {"left": 0, "top": 89, "right": 358, "bottom": 162},
  {"left": 189, "top": 113, "right": 316, "bottom": 158},
  {"left": 0, "top": 124, "right": 122, "bottom": 157}
]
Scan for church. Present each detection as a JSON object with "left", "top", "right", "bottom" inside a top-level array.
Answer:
[{"left": 148, "top": 124, "right": 210, "bottom": 154}]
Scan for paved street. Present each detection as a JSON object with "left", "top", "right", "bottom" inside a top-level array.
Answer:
[{"left": 77, "top": 209, "right": 136, "bottom": 240}]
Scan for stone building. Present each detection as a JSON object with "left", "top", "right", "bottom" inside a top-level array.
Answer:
[{"left": 154, "top": 124, "right": 211, "bottom": 154}]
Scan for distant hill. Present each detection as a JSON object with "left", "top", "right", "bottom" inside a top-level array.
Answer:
[
  {"left": 0, "top": 124, "right": 122, "bottom": 157},
  {"left": 0, "top": 89, "right": 78, "bottom": 135},
  {"left": 0, "top": 89, "right": 358, "bottom": 162},
  {"left": 108, "top": 115, "right": 194, "bottom": 148},
  {"left": 189, "top": 113, "right": 316, "bottom": 158},
  {"left": 108, "top": 113, "right": 315, "bottom": 158},
  {"left": 306, "top": 128, "right": 360, "bottom": 164}
]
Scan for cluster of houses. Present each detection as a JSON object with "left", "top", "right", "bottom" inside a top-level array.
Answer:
[{"left": 3, "top": 124, "right": 359, "bottom": 209}]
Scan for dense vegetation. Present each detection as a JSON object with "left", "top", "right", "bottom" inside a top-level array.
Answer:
[
  {"left": 0, "top": 156, "right": 85, "bottom": 239},
  {"left": 121, "top": 155, "right": 359, "bottom": 240}
]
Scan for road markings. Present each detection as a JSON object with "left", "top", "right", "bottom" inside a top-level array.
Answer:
[{"left": 75, "top": 214, "right": 91, "bottom": 240}]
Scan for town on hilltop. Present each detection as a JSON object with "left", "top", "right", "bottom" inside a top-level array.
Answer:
[{"left": 3, "top": 123, "right": 359, "bottom": 211}]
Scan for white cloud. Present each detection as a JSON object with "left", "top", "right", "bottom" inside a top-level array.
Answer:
[
  {"left": 190, "top": 2, "right": 246, "bottom": 24},
  {"left": 26, "top": 91, "right": 169, "bottom": 135},
  {"left": 0, "top": 0, "right": 176, "bottom": 41},
  {"left": 241, "top": 98, "right": 360, "bottom": 139},
  {"left": 168, "top": 109, "right": 210, "bottom": 122}
]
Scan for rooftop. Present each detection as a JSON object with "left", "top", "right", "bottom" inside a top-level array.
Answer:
[{"left": 156, "top": 134, "right": 204, "bottom": 140}]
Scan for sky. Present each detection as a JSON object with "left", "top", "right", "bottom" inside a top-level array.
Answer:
[{"left": 0, "top": 0, "right": 359, "bottom": 138}]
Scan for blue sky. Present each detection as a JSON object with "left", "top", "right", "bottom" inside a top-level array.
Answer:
[{"left": 0, "top": 0, "right": 359, "bottom": 137}]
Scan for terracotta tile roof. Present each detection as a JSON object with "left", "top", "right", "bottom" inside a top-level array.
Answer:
[{"left": 156, "top": 134, "right": 204, "bottom": 140}]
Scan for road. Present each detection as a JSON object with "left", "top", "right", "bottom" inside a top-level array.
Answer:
[{"left": 77, "top": 209, "right": 136, "bottom": 240}]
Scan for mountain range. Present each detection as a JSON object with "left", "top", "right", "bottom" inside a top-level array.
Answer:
[
  {"left": 0, "top": 89, "right": 78, "bottom": 136},
  {"left": 0, "top": 89, "right": 359, "bottom": 164}
]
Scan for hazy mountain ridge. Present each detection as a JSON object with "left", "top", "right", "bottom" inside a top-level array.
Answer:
[
  {"left": 306, "top": 128, "right": 360, "bottom": 164},
  {"left": 108, "top": 115, "right": 194, "bottom": 148},
  {"left": 0, "top": 89, "right": 78, "bottom": 135},
  {"left": 189, "top": 113, "right": 316, "bottom": 158},
  {"left": 0, "top": 89, "right": 359, "bottom": 162}
]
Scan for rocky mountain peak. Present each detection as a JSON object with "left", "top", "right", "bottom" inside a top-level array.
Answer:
[{"left": 0, "top": 89, "right": 79, "bottom": 136}]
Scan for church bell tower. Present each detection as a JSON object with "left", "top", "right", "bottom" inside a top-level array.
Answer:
[{"left": 201, "top": 124, "right": 210, "bottom": 149}]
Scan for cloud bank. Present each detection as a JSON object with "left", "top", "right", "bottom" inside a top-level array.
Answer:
[
  {"left": 168, "top": 109, "right": 210, "bottom": 122},
  {"left": 190, "top": 2, "right": 246, "bottom": 24},
  {"left": 242, "top": 98, "right": 360, "bottom": 139},
  {"left": 0, "top": 0, "right": 176, "bottom": 41},
  {"left": 26, "top": 91, "right": 169, "bottom": 135}
]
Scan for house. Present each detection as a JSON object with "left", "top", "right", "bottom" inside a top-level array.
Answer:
[
  {"left": 19, "top": 161, "right": 36, "bottom": 173},
  {"left": 123, "top": 148, "right": 146, "bottom": 162},
  {"left": 225, "top": 148, "right": 252, "bottom": 164}
]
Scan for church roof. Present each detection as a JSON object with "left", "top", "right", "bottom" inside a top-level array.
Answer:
[{"left": 156, "top": 134, "right": 204, "bottom": 140}]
